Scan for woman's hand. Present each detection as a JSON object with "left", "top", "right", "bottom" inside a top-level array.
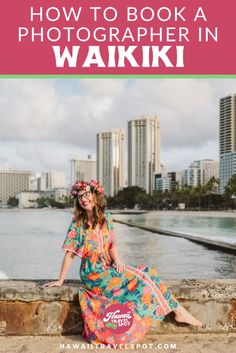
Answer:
[
  {"left": 42, "top": 280, "right": 63, "bottom": 288},
  {"left": 113, "top": 262, "right": 125, "bottom": 273}
]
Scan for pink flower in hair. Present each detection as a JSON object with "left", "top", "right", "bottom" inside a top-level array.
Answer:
[
  {"left": 70, "top": 179, "right": 105, "bottom": 198},
  {"left": 89, "top": 180, "right": 97, "bottom": 188}
]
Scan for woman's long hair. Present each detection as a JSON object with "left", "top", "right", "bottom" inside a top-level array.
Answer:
[{"left": 74, "top": 190, "right": 107, "bottom": 229}]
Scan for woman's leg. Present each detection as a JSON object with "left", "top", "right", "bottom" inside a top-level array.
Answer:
[{"left": 173, "top": 305, "right": 203, "bottom": 328}]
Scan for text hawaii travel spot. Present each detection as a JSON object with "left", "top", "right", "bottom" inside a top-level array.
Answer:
[{"left": 59, "top": 342, "right": 177, "bottom": 350}]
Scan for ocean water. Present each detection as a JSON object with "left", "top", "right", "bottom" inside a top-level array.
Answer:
[
  {"left": 0, "top": 209, "right": 235, "bottom": 280},
  {"left": 114, "top": 212, "right": 236, "bottom": 245}
]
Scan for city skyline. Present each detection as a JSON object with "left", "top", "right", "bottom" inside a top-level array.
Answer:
[{"left": 1, "top": 79, "right": 236, "bottom": 183}]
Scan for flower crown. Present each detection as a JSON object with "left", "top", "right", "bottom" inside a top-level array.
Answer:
[{"left": 70, "top": 179, "right": 105, "bottom": 198}]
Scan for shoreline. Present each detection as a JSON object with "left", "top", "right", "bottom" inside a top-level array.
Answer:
[{"left": 1, "top": 207, "right": 236, "bottom": 218}]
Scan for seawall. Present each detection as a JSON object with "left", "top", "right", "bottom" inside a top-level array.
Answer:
[
  {"left": 0, "top": 279, "right": 235, "bottom": 336},
  {"left": 113, "top": 218, "right": 236, "bottom": 253}
]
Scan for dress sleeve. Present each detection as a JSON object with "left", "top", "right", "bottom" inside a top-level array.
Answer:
[
  {"left": 62, "top": 218, "right": 82, "bottom": 257},
  {"left": 106, "top": 212, "right": 117, "bottom": 250}
]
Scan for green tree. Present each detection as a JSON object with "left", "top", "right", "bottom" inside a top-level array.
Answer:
[
  {"left": 224, "top": 174, "right": 236, "bottom": 197},
  {"left": 7, "top": 197, "right": 19, "bottom": 207},
  {"left": 35, "top": 197, "right": 50, "bottom": 208},
  {"left": 177, "top": 185, "right": 194, "bottom": 209},
  {"left": 135, "top": 193, "right": 156, "bottom": 210},
  {"left": 152, "top": 190, "right": 165, "bottom": 210},
  {"left": 224, "top": 174, "right": 236, "bottom": 209},
  {"left": 107, "top": 186, "right": 146, "bottom": 209},
  {"left": 204, "top": 177, "right": 220, "bottom": 209},
  {"left": 192, "top": 184, "right": 207, "bottom": 210}
]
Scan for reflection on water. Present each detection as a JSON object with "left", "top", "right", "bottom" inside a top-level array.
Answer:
[
  {"left": 117, "top": 223, "right": 236, "bottom": 279},
  {"left": 115, "top": 213, "right": 236, "bottom": 245},
  {"left": 0, "top": 209, "right": 235, "bottom": 280}
]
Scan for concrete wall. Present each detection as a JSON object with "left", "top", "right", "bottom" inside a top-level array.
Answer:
[{"left": 0, "top": 279, "right": 235, "bottom": 336}]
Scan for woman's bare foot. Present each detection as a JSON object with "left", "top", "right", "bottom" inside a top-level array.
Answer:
[{"left": 174, "top": 305, "right": 204, "bottom": 328}]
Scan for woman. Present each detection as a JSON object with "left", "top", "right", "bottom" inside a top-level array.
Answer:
[{"left": 44, "top": 180, "right": 203, "bottom": 345}]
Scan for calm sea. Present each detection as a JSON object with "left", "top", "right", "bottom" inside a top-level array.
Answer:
[
  {"left": 114, "top": 211, "right": 236, "bottom": 245},
  {"left": 0, "top": 209, "right": 235, "bottom": 280}
]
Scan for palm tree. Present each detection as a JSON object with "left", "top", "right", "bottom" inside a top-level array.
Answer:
[
  {"left": 179, "top": 185, "right": 194, "bottom": 209},
  {"left": 224, "top": 174, "right": 236, "bottom": 209},
  {"left": 193, "top": 184, "right": 206, "bottom": 210},
  {"left": 204, "top": 177, "right": 220, "bottom": 209}
]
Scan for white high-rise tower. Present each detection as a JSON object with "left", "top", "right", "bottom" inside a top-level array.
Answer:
[
  {"left": 97, "top": 129, "right": 125, "bottom": 196},
  {"left": 219, "top": 94, "right": 236, "bottom": 193},
  {"left": 128, "top": 116, "right": 161, "bottom": 194}
]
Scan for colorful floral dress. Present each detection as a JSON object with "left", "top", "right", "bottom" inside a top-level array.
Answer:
[{"left": 62, "top": 212, "right": 179, "bottom": 345}]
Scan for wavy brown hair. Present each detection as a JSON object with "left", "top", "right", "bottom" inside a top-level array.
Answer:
[{"left": 74, "top": 190, "right": 107, "bottom": 229}]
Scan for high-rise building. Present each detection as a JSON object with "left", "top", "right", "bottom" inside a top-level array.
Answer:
[
  {"left": 97, "top": 129, "right": 125, "bottom": 196},
  {"left": 128, "top": 116, "right": 161, "bottom": 194},
  {"left": 29, "top": 173, "right": 38, "bottom": 191},
  {"left": 154, "top": 169, "right": 181, "bottom": 192},
  {"left": 191, "top": 159, "right": 219, "bottom": 185},
  {"left": 182, "top": 166, "right": 201, "bottom": 187},
  {"left": 38, "top": 170, "right": 66, "bottom": 191},
  {"left": 154, "top": 173, "right": 172, "bottom": 192},
  {"left": 70, "top": 155, "right": 96, "bottom": 184},
  {"left": 38, "top": 172, "right": 47, "bottom": 191},
  {"left": 219, "top": 94, "right": 236, "bottom": 193},
  {"left": 0, "top": 169, "right": 30, "bottom": 205}
]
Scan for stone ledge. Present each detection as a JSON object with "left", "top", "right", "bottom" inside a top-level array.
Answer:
[{"left": 0, "top": 280, "right": 235, "bottom": 336}]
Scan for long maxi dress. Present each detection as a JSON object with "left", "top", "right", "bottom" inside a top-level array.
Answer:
[{"left": 62, "top": 211, "right": 179, "bottom": 345}]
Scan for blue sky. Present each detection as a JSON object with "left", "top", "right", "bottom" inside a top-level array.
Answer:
[{"left": 0, "top": 78, "right": 235, "bottom": 184}]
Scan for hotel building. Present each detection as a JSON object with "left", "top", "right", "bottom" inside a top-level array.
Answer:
[
  {"left": 191, "top": 159, "right": 219, "bottom": 185},
  {"left": 219, "top": 94, "right": 236, "bottom": 193},
  {"left": 97, "top": 129, "right": 125, "bottom": 196},
  {"left": 128, "top": 116, "right": 161, "bottom": 194},
  {"left": 70, "top": 155, "right": 96, "bottom": 184},
  {"left": 38, "top": 170, "right": 66, "bottom": 191},
  {"left": 0, "top": 169, "right": 30, "bottom": 206}
]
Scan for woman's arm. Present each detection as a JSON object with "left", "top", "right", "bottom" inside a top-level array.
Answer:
[
  {"left": 109, "top": 246, "right": 125, "bottom": 273},
  {"left": 43, "top": 251, "right": 75, "bottom": 287},
  {"left": 109, "top": 246, "right": 120, "bottom": 264},
  {"left": 106, "top": 212, "right": 125, "bottom": 273}
]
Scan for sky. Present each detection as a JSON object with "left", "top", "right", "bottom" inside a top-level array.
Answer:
[{"left": 0, "top": 78, "right": 236, "bottom": 184}]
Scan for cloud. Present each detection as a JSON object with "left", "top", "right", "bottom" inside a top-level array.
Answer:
[
  {"left": 0, "top": 79, "right": 65, "bottom": 141},
  {"left": 0, "top": 78, "right": 236, "bottom": 180},
  {"left": 0, "top": 140, "right": 92, "bottom": 183},
  {"left": 162, "top": 140, "right": 219, "bottom": 171},
  {"left": 109, "top": 79, "right": 218, "bottom": 148}
]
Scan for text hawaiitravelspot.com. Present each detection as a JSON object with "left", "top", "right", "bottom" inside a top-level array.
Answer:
[{"left": 59, "top": 342, "right": 177, "bottom": 350}]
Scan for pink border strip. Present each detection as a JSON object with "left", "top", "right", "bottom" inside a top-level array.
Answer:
[
  {"left": 62, "top": 245, "right": 83, "bottom": 258},
  {"left": 125, "top": 265, "right": 171, "bottom": 315}
]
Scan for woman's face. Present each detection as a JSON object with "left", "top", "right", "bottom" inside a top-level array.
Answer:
[{"left": 77, "top": 190, "right": 95, "bottom": 212}]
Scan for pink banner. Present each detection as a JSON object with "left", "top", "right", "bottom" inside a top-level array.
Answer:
[{"left": 0, "top": 0, "right": 235, "bottom": 75}]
